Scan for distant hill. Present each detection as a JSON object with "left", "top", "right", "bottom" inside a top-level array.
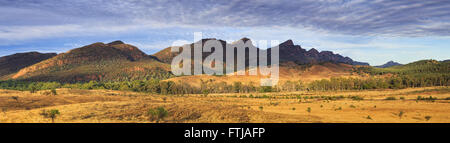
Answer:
[
  {"left": 355, "top": 59, "right": 449, "bottom": 76},
  {"left": 0, "top": 52, "right": 56, "bottom": 78},
  {"left": 9, "top": 41, "right": 172, "bottom": 82},
  {"left": 375, "top": 61, "right": 402, "bottom": 68}
]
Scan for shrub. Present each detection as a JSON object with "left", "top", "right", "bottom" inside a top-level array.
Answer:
[
  {"left": 385, "top": 97, "right": 397, "bottom": 100},
  {"left": 259, "top": 106, "right": 264, "bottom": 111},
  {"left": 400, "top": 97, "right": 405, "bottom": 100},
  {"left": 424, "top": 116, "right": 432, "bottom": 121},
  {"left": 147, "top": 107, "right": 168, "bottom": 123},
  {"left": 307, "top": 107, "right": 311, "bottom": 113},
  {"left": 10, "top": 96, "right": 19, "bottom": 103},
  {"left": 292, "top": 108, "right": 296, "bottom": 111},
  {"left": 349, "top": 105, "right": 356, "bottom": 108},
  {"left": 202, "top": 90, "right": 209, "bottom": 97},
  {"left": 40, "top": 109, "right": 60, "bottom": 123},
  {"left": 366, "top": 115, "right": 372, "bottom": 120},
  {"left": 398, "top": 111, "right": 404, "bottom": 119},
  {"left": 1, "top": 107, "right": 7, "bottom": 114},
  {"left": 349, "top": 96, "right": 364, "bottom": 101},
  {"left": 51, "top": 89, "right": 57, "bottom": 96},
  {"left": 270, "top": 102, "right": 280, "bottom": 106}
]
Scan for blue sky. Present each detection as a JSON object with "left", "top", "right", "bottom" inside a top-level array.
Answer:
[{"left": 0, "top": 0, "right": 449, "bottom": 65}]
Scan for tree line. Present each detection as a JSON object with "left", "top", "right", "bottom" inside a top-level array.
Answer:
[{"left": 1, "top": 73, "right": 447, "bottom": 94}]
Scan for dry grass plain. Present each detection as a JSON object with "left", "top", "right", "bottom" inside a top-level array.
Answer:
[{"left": 0, "top": 87, "right": 449, "bottom": 123}]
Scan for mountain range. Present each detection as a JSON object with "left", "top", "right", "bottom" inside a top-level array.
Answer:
[
  {"left": 275, "top": 40, "right": 369, "bottom": 65},
  {"left": 0, "top": 38, "right": 403, "bottom": 83}
]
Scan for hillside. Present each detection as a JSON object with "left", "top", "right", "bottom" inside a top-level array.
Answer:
[
  {"left": 9, "top": 41, "right": 172, "bottom": 82},
  {"left": 0, "top": 52, "right": 56, "bottom": 78}
]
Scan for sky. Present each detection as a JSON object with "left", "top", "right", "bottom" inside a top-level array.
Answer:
[{"left": 0, "top": 0, "right": 449, "bottom": 66}]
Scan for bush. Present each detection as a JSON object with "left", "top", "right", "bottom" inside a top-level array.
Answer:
[
  {"left": 398, "top": 111, "right": 404, "bottom": 119},
  {"left": 424, "top": 116, "right": 432, "bottom": 121},
  {"left": 1, "top": 107, "right": 7, "bottom": 113},
  {"left": 385, "top": 97, "right": 397, "bottom": 100},
  {"left": 270, "top": 102, "right": 280, "bottom": 106},
  {"left": 51, "top": 89, "right": 57, "bottom": 95},
  {"left": 10, "top": 96, "right": 19, "bottom": 102},
  {"left": 349, "top": 96, "right": 364, "bottom": 101},
  {"left": 147, "top": 107, "right": 168, "bottom": 123}
]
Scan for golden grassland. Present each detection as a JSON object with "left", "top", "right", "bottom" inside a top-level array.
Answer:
[
  {"left": 166, "top": 63, "right": 357, "bottom": 87},
  {"left": 0, "top": 87, "right": 449, "bottom": 123}
]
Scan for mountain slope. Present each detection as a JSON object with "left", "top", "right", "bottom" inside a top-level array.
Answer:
[
  {"left": 375, "top": 61, "right": 402, "bottom": 68},
  {"left": 0, "top": 52, "right": 56, "bottom": 78},
  {"left": 10, "top": 41, "right": 172, "bottom": 82}
]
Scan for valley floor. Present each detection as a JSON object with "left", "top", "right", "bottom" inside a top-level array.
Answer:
[{"left": 0, "top": 87, "right": 449, "bottom": 123}]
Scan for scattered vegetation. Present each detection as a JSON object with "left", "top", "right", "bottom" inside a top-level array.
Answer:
[{"left": 416, "top": 96, "right": 437, "bottom": 102}]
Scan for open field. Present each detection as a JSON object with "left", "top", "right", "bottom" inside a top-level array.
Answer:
[{"left": 0, "top": 87, "right": 449, "bottom": 123}]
